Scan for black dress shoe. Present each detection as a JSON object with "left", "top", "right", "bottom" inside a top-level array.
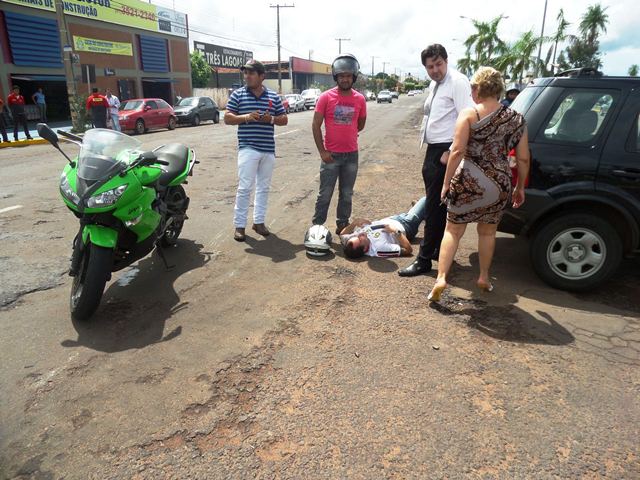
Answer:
[{"left": 398, "top": 258, "right": 432, "bottom": 277}]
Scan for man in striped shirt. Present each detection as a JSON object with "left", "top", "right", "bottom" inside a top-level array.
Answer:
[{"left": 224, "top": 59, "right": 288, "bottom": 242}]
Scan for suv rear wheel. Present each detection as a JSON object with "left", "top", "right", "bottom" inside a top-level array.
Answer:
[{"left": 530, "top": 213, "right": 622, "bottom": 292}]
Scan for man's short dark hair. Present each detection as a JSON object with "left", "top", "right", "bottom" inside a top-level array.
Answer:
[
  {"left": 92, "top": 87, "right": 98, "bottom": 94},
  {"left": 12, "top": 85, "right": 19, "bottom": 90},
  {"left": 344, "top": 239, "right": 366, "bottom": 259},
  {"left": 421, "top": 44, "right": 448, "bottom": 66}
]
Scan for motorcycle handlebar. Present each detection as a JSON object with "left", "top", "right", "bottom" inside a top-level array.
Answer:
[{"left": 57, "top": 130, "right": 83, "bottom": 142}]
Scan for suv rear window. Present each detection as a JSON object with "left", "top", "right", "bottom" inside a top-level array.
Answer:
[{"left": 540, "top": 89, "right": 619, "bottom": 144}]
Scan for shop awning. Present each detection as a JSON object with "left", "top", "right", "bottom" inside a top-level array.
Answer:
[
  {"left": 141, "top": 78, "right": 179, "bottom": 83},
  {"left": 11, "top": 75, "right": 67, "bottom": 82}
]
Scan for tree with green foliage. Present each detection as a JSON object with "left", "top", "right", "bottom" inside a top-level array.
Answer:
[
  {"left": 548, "top": 9, "right": 575, "bottom": 75},
  {"left": 561, "top": 3, "right": 609, "bottom": 71},
  {"left": 458, "top": 15, "right": 508, "bottom": 75},
  {"left": 190, "top": 51, "right": 211, "bottom": 88},
  {"left": 629, "top": 65, "right": 639, "bottom": 77}
]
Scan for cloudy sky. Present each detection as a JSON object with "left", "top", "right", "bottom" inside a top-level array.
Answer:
[{"left": 156, "top": 0, "right": 638, "bottom": 77}]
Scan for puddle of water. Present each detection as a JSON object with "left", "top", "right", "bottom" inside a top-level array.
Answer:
[{"left": 116, "top": 267, "right": 140, "bottom": 287}]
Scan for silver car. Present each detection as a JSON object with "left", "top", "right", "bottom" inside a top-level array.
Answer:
[
  {"left": 377, "top": 90, "right": 392, "bottom": 103},
  {"left": 285, "top": 94, "right": 305, "bottom": 112},
  {"left": 301, "top": 88, "right": 322, "bottom": 109}
]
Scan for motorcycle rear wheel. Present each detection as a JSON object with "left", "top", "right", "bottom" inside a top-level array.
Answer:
[
  {"left": 70, "top": 244, "right": 112, "bottom": 321},
  {"left": 161, "top": 185, "right": 187, "bottom": 247}
]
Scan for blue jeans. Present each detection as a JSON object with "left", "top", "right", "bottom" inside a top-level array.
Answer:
[
  {"left": 389, "top": 196, "right": 426, "bottom": 241},
  {"left": 312, "top": 151, "right": 359, "bottom": 227}
]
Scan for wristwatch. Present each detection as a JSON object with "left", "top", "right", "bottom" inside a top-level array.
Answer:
[{"left": 270, "top": 116, "right": 275, "bottom": 125}]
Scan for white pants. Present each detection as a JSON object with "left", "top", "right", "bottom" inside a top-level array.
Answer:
[{"left": 234, "top": 148, "right": 276, "bottom": 227}]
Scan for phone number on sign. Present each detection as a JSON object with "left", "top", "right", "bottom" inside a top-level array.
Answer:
[{"left": 118, "top": 5, "right": 157, "bottom": 21}]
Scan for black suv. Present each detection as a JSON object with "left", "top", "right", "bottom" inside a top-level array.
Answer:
[{"left": 499, "top": 68, "right": 640, "bottom": 291}]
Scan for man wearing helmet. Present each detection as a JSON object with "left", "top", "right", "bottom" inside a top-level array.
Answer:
[
  {"left": 339, "top": 197, "right": 426, "bottom": 259},
  {"left": 311, "top": 54, "right": 367, "bottom": 235}
]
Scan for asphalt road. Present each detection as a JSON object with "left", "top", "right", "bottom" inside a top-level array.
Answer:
[{"left": 1, "top": 95, "right": 639, "bottom": 479}]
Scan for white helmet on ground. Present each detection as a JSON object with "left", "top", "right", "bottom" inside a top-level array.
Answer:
[{"left": 304, "top": 225, "right": 333, "bottom": 256}]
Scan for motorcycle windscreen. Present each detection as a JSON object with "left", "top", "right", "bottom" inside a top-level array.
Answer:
[
  {"left": 76, "top": 128, "right": 142, "bottom": 195},
  {"left": 78, "top": 128, "right": 142, "bottom": 183}
]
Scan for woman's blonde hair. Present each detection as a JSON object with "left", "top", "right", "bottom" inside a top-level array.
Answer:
[{"left": 470, "top": 67, "right": 505, "bottom": 100}]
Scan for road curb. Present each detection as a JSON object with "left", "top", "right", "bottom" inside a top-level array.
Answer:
[{"left": 0, "top": 138, "right": 49, "bottom": 149}]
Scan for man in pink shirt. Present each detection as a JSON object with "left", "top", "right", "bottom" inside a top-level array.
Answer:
[{"left": 311, "top": 54, "right": 367, "bottom": 234}]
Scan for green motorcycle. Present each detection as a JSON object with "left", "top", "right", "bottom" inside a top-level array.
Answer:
[{"left": 38, "top": 124, "right": 197, "bottom": 321}]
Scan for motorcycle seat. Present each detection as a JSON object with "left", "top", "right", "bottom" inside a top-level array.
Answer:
[{"left": 154, "top": 143, "right": 189, "bottom": 186}]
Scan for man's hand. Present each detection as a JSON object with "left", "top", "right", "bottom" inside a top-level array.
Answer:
[
  {"left": 440, "top": 150, "right": 450, "bottom": 165},
  {"left": 260, "top": 111, "right": 273, "bottom": 124},
  {"left": 320, "top": 150, "right": 334, "bottom": 163},
  {"left": 382, "top": 224, "right": 399, "bottom": 234},
  {"left": 247, "top": 111, "right": 261, "bottom": 122},
  {"left": 440, "top": 184, "right": 450, "bottom": 204}
]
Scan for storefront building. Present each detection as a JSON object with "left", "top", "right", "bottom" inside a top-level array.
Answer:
[{"left": 0, "top": 0, "right": 191, "bottom": 121}]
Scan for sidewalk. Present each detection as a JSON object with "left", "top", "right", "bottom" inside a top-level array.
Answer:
[{"left": 0, "top": 120, "right": 74, "bottom": 149}]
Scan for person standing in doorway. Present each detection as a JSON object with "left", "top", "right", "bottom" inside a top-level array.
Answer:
[
  {"left": 32, "top": 87, "right": 47, "bottom": 122},
  {"left": 0, "top": 97, "right": 9, "bottom": 143},
  {"left": 86, "top": 88, "right": 109, "bottom": 129},
  {"left": 224, "top": 59, "right": 288, "bottom": 242},
  {"left": 7, "top": 85, "right": 32, "bottom": 141},
  {"left": 398, "top": 44, "right": 474, "bottom": 277},
  {"left": 311, "top": 54, "right": 367, "bottom": 235},
  {"left": 106, "top": 89, "right": 121, "bottom": 132}
]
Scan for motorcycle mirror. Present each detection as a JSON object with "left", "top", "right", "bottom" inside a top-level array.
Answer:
[
  {"left": 37, "top": 123, "right": 58, "bottom": 146},
  {"left": 139, "top": 151, "right": 158, "bottom": 165}
]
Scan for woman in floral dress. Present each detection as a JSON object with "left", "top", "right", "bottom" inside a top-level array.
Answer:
[{"left": 428, "top": 67, "right": 530, "bottom": 302}]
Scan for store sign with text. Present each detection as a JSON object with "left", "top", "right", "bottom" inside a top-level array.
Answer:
[
  {"left": 193, "top": 41, "right": 253, "bottom": 69},
  {"left": 0, "top": 0, "right": 187, "bottom": 37},
  {"left": 74, "top": 35, "right": 133, "bottom": 56}
]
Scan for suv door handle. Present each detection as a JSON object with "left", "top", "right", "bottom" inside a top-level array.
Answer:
[{"left": 612, "top": 169, "right": 640, "bottom": 179}]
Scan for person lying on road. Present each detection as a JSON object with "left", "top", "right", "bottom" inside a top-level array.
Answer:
[{"left": 339, "top": 197, "right": 426, "bottom": 259}]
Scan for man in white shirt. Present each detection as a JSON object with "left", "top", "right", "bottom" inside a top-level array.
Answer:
[
  {"left": 399, "top": 44, "right": 474, "bottom": 277},
  {"left": 339, "top": 197, "right": 426, "bottom": 259},
  {"left": 105, "top": 89, "right": 121, "bottom": 132}
]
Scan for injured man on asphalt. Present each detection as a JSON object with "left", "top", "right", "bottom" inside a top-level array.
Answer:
[{"left": 339, "top": 197, "right": 425, "bottom": 259}]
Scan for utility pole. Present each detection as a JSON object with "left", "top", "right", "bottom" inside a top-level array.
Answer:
[
  {"left": 335, "top": 38, "right": 350, "bottom": 55},
  {"left": 54, "top": 0, "right": 79, "bottom": 130},
  {"left": 535, "top": 0, "right": 549, "bottom": 78},
  {"left": 382, "top": 61, "right": 390, "bottom": 76},
  {"left": 270, "top": 3, "right": 294, "bottom": 94},
  {"left": 371, "top": 55, "right": 379, "bottom": 76}
]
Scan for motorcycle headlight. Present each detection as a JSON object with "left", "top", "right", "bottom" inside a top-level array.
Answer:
[
  {"left": 87, "top": 185, "right": 128, "bottom": 208},
  {"left": 60, "top": 174, "right": 80, "bottom": 204}
]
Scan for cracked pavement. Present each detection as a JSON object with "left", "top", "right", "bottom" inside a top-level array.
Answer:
[{"left": 1, "top": 96, "right": 639, "bottom": 479}]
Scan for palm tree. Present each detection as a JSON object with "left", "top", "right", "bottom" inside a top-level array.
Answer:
[
  {"left": 549, "top": 9, "right": 575, "bottom": 74},
  {"left": 579, "top": 4, "right": 609, "bottom": 48},
  {"left": 503, "top": 30, "right": 541, "bottom": 84},
  {"left": 629, "top": 65, "right": 639, "bottom": 77},
  {"left": 462, "top": 15, "right": 508, "bottom": 70}
]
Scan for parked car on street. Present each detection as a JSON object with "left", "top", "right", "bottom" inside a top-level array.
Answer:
[
  {"left": 285, "top": 94, "right": 305, "bottom": 112},
  {"left": 407, "top": 90, "right": 416, "bottom": 96},
  {"left": 173, "top": 96, "right": 219, "bottom": 126},
  {"left": 365, "top": 91, "right": 376, "bottom": 101},
  {"left": 301, "top": 88, "right": 322, "bottom": 109},
  {"left": 499, "top": 68, "right": 640, "bottom": 291},
  {"left": 390, "top": 91, "right": 399, "bottom": 99},
  {"left": 118, "top": 98, "right": 177, "bottom": 135},
  {"left": 377, "top": 90, "right": 392, "bottom": 103},
  {"left": 279, "top": 95, "right": 291, "bottom": 114}
]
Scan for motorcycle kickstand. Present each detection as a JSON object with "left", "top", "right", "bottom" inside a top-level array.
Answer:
[{"left": 155, "top": 244, "right": 175, "bottom": 271}]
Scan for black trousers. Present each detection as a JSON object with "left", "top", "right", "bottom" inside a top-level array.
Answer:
[
  {"left": 10, "top": 110, "right": 30, "bottom": 140},
  {"left": 418, "top": 142, "right": 452, "bottom": 261},
  {"left": 0, "top": 113, "right": 8, "bottom": 141}
]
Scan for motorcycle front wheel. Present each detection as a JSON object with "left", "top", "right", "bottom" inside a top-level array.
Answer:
[{"left": 70, "top": 244, "right": 113, "bottom": 321}]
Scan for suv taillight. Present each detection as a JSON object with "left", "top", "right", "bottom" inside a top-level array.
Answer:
[{"left": 509, "top": 149, "right": 530, "bottom": 188}]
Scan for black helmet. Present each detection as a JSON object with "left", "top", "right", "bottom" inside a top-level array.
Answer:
[{"left": 332, "top": 54, "right": 360, "bottom": 82}]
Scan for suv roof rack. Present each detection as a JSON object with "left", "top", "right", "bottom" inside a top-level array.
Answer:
[{"left": 555, "top": 67, "right": 603, "bottom": 78}]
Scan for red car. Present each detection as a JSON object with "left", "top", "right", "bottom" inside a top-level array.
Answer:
[
  {"left": 118, "top": 98, "right": 177, "bottom": 135},
  {"left": 279, "top": 94, "right": 290, "bottom": 114}
]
